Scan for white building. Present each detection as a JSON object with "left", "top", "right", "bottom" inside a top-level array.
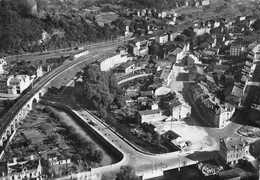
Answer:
[
  {"left": 171, "top": 100, "right": 191, "bottom": 120},
  {"left": 219, "top": 137, "right": 249, "bottom": 165},
  {"left": 194, "top": 27, "right": 211, "bottom": 36},
  {"left": 230, "top": 44, "right": 244, "bottom": 56},
  {"left": 137, "top": 109, "right": 162, "bottom": 123},
  {"left": 201, "top": 0, "right": 210, "bottom": 6},
  {"left": 155, "top": 34, "right": 168, "bottom": 44},
  {"left": 0, "top": 58, "right": 7, "bottom": 75},
  {"left": 161, "top": 11, "right": 167, "bottom": 18},
  {"left": 170, "top": 43, "right": 189, "bottom": 62},
  {"left": 0, "top": 158, "right": 43, "bottom": 180},
  {"left": 48, "top": 153, "right": 71, "bottom": 167},
  {"left": 8, "top": 75, "right": 32, "bottom": 94},
  {"left": 94, "top": 49, "right": 131, "bottom": 71}
]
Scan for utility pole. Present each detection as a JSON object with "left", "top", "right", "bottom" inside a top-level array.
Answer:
[
  {"left": 152, "top": 160, "right": 154, "bottom": 173},
  {"left": 178, "top": 155, "right": 180, "bottom": 171}
]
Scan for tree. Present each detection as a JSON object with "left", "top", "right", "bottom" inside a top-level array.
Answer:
[
  {"left": 252, "top": 19, "right": 260, "bottom": 31},
  {"left": 183, "top": 28, "right": 194, "bottom": 38},
  {"left": 153, "top": 133, "right": 161, "bottom": 146},
  {"left": 148, "top": 43, "right": 160, "bottom": 55},
  {"left": 175, "top": 34, "right": 188, "bottom": 42},
  {"left": 81, "top": 64, "right": 124, "bottom": 117},
  {"left": 47, "top": 134, "right": 58, "bottom": 143},
  {"left": 116, "top": 166, "right": 140, "bottom": 180},
  {"left": 93, "top": 150, "right": 103, "bottom": 163},
  {"left": 146, "top": 132, "right": 152, "bottom": 143},
  {"left": 249, "top": 140, "right": 260, "bottom": 158}
]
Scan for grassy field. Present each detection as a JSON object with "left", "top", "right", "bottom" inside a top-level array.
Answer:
[
  {"left": 176, "top": 0, "right": 260, "bottom": 22},
  {"left": 95, "top": 12, "right": 119, "bottom": 27}
]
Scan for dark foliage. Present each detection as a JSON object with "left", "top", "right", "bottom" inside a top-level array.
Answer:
[
  {"left": 116, "top": 166, "right": 140, "bottom": 180},
  {"left": 0, "top": 0, "right": 125, "bottom": 55},
  {"left": 81, "top": 64, "right": 124, "bottom": 118}
]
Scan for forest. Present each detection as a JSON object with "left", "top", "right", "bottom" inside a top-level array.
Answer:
[{"left": 0, "top": 0, "right": 125, "bottom": 56}]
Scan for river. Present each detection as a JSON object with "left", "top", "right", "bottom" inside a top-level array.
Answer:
[{"left": 53, "top": 107, "right": 118, "bottom": 166}]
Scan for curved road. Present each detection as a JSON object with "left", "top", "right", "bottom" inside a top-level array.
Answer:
[
  {"left": 58, "top": 105, "right": 218, "bottom": 180},
  {"left": 1, "top": 36, "right": 224, "bottom": 180},
  {"left": 0, "top": 37, "right": 132, "bottom": 144}
]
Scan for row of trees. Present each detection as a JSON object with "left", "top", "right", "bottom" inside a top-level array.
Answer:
[{"left": 81, "top": 64, "right": 125, "bottom": 118}]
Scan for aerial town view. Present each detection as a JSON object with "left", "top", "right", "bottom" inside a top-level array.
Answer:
[{"left": 0, "top": 0, "right": 260, "bottom": 179}]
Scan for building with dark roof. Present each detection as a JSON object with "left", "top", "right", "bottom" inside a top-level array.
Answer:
[
  {"left": 219, "top": 137, "right": 249, "bottom": 165},
  {"left": 115, "top": 61, "right": 135, "bottom": 74},
  {"left": 163, "top": 130, "right": 181, "bottom": 141},
  {"left": 0, "top": 76, "right": 9, "bottom": 94},
  {"left": 191, "top": 84, "right": 235, "bottom": 128}
]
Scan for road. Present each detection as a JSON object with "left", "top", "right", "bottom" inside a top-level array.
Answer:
[
  {"left": 41, "top": 102, "right": 218, "bottom": 180},
  {"left": 4, "top": 35, "right": 132, "bottom": 63},
  {"left": 79, "top": 108, "right": 218, "bottom": 179},
  {"left": 0, "top": 35, "right": 248, "bottom": 179},
  {"left": 0, "top": 37, "right": 132, "bottom": 146}
]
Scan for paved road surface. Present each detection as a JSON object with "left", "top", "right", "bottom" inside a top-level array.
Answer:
[
  {"left": 62, "top": 105, "right": 219, "bottom": 179},
  {"left": 0, "top": 37, "right": 131, "bottom": 145}
]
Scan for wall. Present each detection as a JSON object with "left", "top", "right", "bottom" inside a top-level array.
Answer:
[
  {"left": 100, "top": 54, "right": 129, "bottom": 71},
  {"left": 40, "top": 101, "right": 123, "bottom": 162}
]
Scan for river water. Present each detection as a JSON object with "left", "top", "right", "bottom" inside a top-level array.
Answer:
[{"left": 53, "top": 107, "right": 118, "bottom": 166}]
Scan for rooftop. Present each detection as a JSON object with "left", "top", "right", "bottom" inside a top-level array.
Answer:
[
  {"left": 220, "top": 137, "right": 248, "bottom": 151},
  {"left": 170, "top": 100, "right": 182, "bottom": 108},
  {"left": 172, "top": 47, "right": 182, "bottom": 55},
  {"left": 140, "top": 91, "right": 154, "bottom": 97},
  {"left": 231, "top": 85, "right": 243, "bottom": 98},
  {"left": 138, "top": 109, "right": 161, "bottom": 116},
  {"left": 214, "top": 64, "right": 229, "bottom": 70},
  {"left": 164, "top": 130, "right": 181, "bottom": 140}
]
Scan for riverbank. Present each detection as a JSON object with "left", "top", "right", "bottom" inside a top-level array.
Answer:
[{"left": 4, "top": 103, "right": 120, "bottom": 178}]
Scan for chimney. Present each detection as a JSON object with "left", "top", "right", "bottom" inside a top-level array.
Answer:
[
  {"left": 30, "top": 155, "right": 34, "bottom": 161},
  {"left": 13, "top": 157, "right": 17, "bottom": 164}
]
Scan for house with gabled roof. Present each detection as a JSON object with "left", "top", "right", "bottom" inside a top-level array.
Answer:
[
  {"left": 8, "top": 75, "right": 31, "bottom": 94},
  {"left": 137, "top": 109, "right": 162, "bottom": 123},
  {"left": 170, "top": 100, "right": 191, "bottom": 120},
  {"left": 115, "top": 61, "right": 135, "bottom": 74},
  {"left": 28, "top": 65, "right": 43, "bottom": 78}
]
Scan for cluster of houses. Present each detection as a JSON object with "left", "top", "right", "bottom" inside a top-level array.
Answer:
[
  {"left": 0, "top": 58, "right": 51, "bottom": 96},
  {"left": 89, "top": 11, "right": 260, "bottom": 141},
  {"left": 188, "top": 39, "right": 260, "bottom": 128},
  {"left": 0, "top": 157, "right": 43, "bottom": 180},
  {"left": 134, "top": 0, "right": 210, "bottom": 19},
  {"left": 0, "top": 152, "right": 72, "bottom": 180},
  {"left": 191, "top": 84, "right": 236, "bottom": 128}
]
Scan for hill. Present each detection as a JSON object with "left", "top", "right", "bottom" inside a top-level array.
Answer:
[{"left": 0, "top": 0, "right": 259, "bottom": 56}]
